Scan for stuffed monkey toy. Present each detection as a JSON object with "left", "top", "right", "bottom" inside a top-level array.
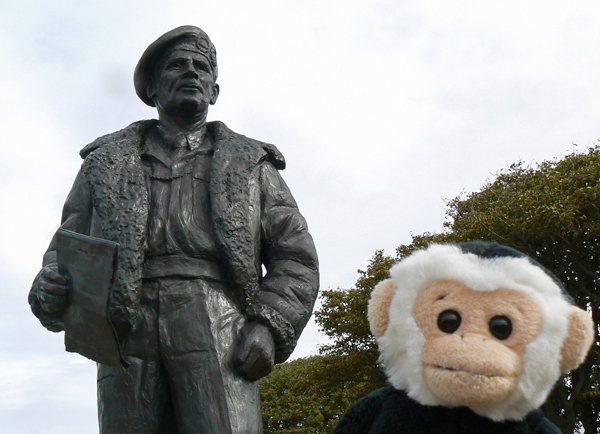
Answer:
[{"left": 331, "top": 242, "right": 595, "bottom": 434}]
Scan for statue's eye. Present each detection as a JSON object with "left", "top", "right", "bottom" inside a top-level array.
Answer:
[
  {"left": 194, "top": 60, "right": 210, "bottom": 72},
  {"left": 437, "top": 310, "right": 461, "bottom": 333},
  {"left": 167, "top": 61, "right": 183, "bottom": 70},
  {"left": 489, "top": 316, "right": 512, "bottom": 340}
]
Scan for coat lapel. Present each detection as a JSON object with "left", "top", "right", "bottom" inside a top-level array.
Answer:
[
  {"left": 81, "top": 120, "right": 155, "bottom": 330},
  {"left": 208, "top": 121, "right": 265, "bottom": 308}
]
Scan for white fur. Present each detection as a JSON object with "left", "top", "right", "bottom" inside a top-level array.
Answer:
[{"left": 377, "top": 244, "right": 571, "bottom": 421}]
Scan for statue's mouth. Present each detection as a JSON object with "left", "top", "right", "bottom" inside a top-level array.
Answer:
[{"left": 178, "top": 82, "right": 202, "bottom": 91}]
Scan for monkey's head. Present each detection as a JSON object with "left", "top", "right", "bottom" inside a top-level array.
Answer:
[{"left": 368, "top": 242, "right": 595, "bottom": 421}]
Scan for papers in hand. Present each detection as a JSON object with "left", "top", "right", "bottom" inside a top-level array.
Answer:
[{"left": 56, "top": 228, "right": 125, "bottom": 368}]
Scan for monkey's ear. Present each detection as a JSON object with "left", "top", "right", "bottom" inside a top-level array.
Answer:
[
  {"left": 559, "top": 306, "right": 595, "bottom": 372},
  {"left": 368, "top": 279, "right": 397, "bottom": 338}
]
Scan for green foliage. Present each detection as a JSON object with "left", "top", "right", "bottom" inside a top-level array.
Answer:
[
  {"left": 260, "top": 356, "right": 334, "bottom": 434},
  {"left": 311, "top": 251, "right": 394, "bottom": 412},
  {"left": 260, "top": 146, "right": 600, "bottom": 434},
  {"left": 259, "top": 253, "right": 395, "bottom": 433},
  {"left": 441, "top": 148, "right": 600, "bottom": 433}
]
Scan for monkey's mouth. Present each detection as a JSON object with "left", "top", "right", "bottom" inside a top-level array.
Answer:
[
  {"left": 424, "top": 365, "right": 517, "bottom": 405},
  {"left": 436, "top": 365, "right": 457, "bottom": 371},
  {"left": 433, "top": 365, "right": 499, "bottom": 378}
]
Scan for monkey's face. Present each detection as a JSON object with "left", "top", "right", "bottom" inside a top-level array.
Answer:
[
  {"left": 413, "top": 280, "right": 543, "bottom": 407},
  {"left": 368, "top": 243, "right": 595, "bottom": 421}
]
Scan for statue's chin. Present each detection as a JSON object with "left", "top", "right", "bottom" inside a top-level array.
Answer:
[
  {"left": 423, "top": 365, "right": 516, "bottom": 407},
  {"left": 158, "top": 97, "right": 208, "bottom": 120},
  {"left": 174, "top": 99, "right": 204, "bottom": 117}
]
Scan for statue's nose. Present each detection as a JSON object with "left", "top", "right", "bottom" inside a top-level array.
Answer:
[{"left": 182, "top": 63, "right": 199, "bottom": 78}]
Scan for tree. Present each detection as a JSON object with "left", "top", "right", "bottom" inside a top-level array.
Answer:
[
  {"left": 439, "top": 148, "right": 600, "bottom": 433},
  {"left": 259, "top": 253, "right": 394, "bottom": 433},
  {"left": 260, "top": 355, "right": 372, "bottom": 433},
  {"left": 260, "top": 356, "right": 330, "bottom": 434},
  {"left": 260, "top": 146, "right": 600, "bottom": 433},
  {"left": 310, "top": 251, "right": 395, "bottom": 423}
]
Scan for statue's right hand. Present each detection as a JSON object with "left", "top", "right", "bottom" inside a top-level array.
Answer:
[{"left": 36, "top": 264, "right": 70, "bottom": 313}]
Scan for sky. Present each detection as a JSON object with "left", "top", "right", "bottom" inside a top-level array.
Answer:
[{"left": 2, "top": 0, "right": 600, "bottom": 432}]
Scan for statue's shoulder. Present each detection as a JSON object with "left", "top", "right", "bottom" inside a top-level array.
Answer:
[
  {"left": 79, "top": 119, "right": 158, "bottom": 159},
  {"left": 208, "top": 121, "right": 286, "bottom": 170}
]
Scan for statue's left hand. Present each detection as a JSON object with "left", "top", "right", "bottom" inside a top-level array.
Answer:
[{"left": 233, "top": 322, "right": 275, "bottom": 381}]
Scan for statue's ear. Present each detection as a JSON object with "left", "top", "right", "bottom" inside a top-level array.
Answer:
[
  {"left": 368, "top": 279, "right": 397, "bottom": 338},
  {"left": 146, "top": 83, "right": 156, "bottom": 103},
  {"left": 210, "top": 83, "right": 220, "bottom": 105},
  {"left": 559, "top": 306, "right": 595, "bottom": 372}
]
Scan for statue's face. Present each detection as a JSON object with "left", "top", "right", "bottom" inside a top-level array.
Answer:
[{"left": 150, "top": 49, "right": 219, "bottom": 116}]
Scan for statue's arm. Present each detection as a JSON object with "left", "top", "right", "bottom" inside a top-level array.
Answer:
[
  {"left": 29, "top": 169, "right": 94, "bottom": 332},
  {"left": 253, "top": 163, "right": 319, "bottom": 363}
]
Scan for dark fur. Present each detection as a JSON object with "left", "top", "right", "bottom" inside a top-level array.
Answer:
[{"left": 331, "top": 387, "right": 561, "bottom": 434}]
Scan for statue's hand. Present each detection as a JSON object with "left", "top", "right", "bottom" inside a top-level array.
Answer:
[
  {"left": 233, "top": 322, "right": 275, "bottom": 381},
  {"left": 36, "top": 263, "right": 70, "bottom": 313}
]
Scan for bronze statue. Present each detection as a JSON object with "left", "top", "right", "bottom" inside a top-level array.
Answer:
[{"left": 28, "top": 26, "right": 319, "bottom": 434}]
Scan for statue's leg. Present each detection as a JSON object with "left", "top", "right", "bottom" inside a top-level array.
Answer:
[
  {"left": 157, "top": 278, "right": 232, "bottom": 434},
  {"left": 205, "top": 280, "right": 263, "bottom": 434},
  {"left": 97, "top": 359, "right": 175, "bottom": 434},
  {"left": 97, "top": 280, "right": 176, "bottom": 434}
]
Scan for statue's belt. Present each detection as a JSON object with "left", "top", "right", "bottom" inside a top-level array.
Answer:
[{"left": 142, "top": 255, "right": 224, "bottom": 281}]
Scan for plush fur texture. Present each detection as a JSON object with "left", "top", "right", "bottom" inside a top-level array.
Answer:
[
  {"left": 559, "top": 307, "right": 595, "bottom": 372},
  {"left": 369, "top": 279, "right": 396, "bottom": 338},
  {"left": 331, "top": 387, "right": 561, "bottom": 434},
  {"left": 375, "top": 244, "right": 575, "bottom": 421},
  {"left": 415, "top": 283, "right": 543, "bottom": 408}
]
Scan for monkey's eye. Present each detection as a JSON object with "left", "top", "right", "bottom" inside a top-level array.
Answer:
[
  {"left": 489, "top": 316, "right": 512, "bottom": 340},
  {"left": 437, "top": 310, "right": 461, "bottom": 333}
]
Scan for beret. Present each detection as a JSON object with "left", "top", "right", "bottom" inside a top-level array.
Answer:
[{"left": 134, "top": 25, "right": 218, "bottom": 107}]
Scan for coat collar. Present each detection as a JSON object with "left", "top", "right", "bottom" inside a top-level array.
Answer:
[{"left": 80, "top": 119, "right": 286, "bottom": 171}]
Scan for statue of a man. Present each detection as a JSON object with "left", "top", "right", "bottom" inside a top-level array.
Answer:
[{"left": 28, "top": 26, "right": 319, "bottom": 434}]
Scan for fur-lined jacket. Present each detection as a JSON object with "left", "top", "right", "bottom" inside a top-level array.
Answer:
[{"left": 29, "top": 120, "right": 319, "bottom": 363}]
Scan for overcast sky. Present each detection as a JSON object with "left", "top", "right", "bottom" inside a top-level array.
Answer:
[{"left": 2, "top": 1, "right": 600, "bottom": 432}]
